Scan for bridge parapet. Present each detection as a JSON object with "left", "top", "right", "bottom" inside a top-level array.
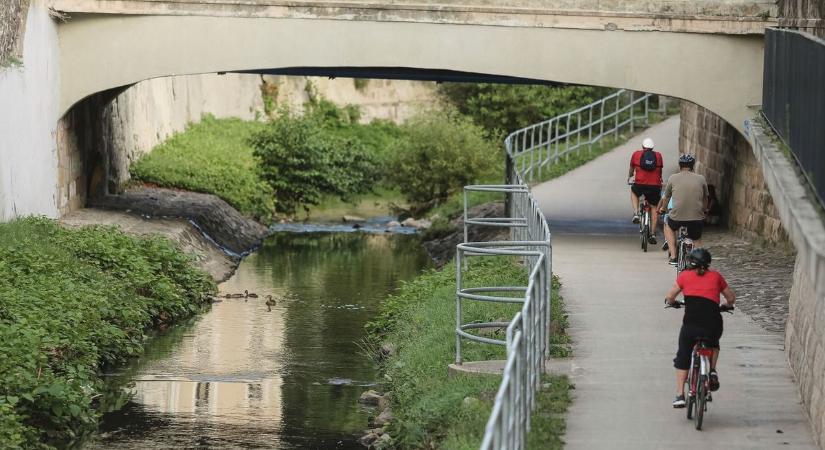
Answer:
[{"left": 51, "top": 0, "right": 777, "bottom": 34}]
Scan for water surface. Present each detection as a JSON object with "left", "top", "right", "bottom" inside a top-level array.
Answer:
[{"left": 92, "top": 231, "right": 430, "bottom": 449}]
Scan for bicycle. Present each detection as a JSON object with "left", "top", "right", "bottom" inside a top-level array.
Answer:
[
  {"left": 637, "top": 194, "right": 653, "bottom": 252},
  {"left": 666, "top": 301, "right": 733, "bottom": 430},
  {"left": 675, "top": 226, "right": 693, "bottom": 274}
]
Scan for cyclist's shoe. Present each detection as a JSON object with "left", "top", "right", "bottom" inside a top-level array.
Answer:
[
  {"left": 648, "top": 235, "right": 658, "bottom": 245},
  {"left": 673, "top": 395, "right": 686, "bottom": 408},
  {"left": 668, "top": 258, "right": 678, "bottom": 265},
  {"left": 632, "top": 214, "right": 640, "bottom": 224},
  {"left": 709, "top": 370, "right": 720, "bottom": 391},
  {"left": 706, "top": 393, "right": 713, "bottom": 402},
  {"left": 661, "top": 241, "right": 669, "bottom": 252}
]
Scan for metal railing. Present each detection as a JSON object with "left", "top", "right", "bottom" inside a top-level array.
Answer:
[
  {"left": 453, "top": 89, "right": 660, "bottom": 450},
  {"left": 763, "top": 28, "right": 825, "bottom": 210},
  {"left": 507, "top": 90, "right": 655, "bottom": 184}
]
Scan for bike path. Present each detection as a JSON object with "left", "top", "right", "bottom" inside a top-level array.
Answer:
[{"left": 532, "top": 116, "right": 818, "bottom": 449}]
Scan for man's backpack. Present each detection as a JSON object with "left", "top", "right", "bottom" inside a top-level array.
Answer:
[{"left": 639, "top": 149, "right": 658, "bottom": 171}]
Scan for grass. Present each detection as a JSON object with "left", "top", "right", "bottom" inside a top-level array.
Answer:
[
  {"left": 129, "top": 115, "right": 274, "bottom": 221},
  {"left": 367, "top": 258, "right": 571, "bottom": 449},
  {"left": 0, "top": 217, "right": 215, "bottom": 449}
]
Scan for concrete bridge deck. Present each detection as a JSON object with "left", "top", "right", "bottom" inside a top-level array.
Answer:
[{"left": 52, "top": 0, "right": 777, "bottom": 35}]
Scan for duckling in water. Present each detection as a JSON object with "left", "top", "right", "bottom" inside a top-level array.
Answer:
[
  {"left": 265, "top": 295, "right": 277, "bottom": 311},
  {"left": 245, "top": 289, "right": 259, "bottom": 298}
]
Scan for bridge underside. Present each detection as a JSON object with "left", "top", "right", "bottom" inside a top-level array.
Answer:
[{"left": 57, "top": 13, "right": 765, "bottom": 132}]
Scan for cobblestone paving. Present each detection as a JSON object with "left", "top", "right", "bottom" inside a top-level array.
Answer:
[{"left": 702, "top": 228, "right": 796, "bottom": 334}]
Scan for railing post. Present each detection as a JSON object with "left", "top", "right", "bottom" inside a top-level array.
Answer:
[
  {"left": 614, "top": 94, "right": 619, "bottom": 138},
  {"left": 630, "top": 91, "right": 635, "bottom": 133},
  {"left": 588, "top": 107, "right": 593, "bottom": 153},
  {"left": 644, "top": 94, "right": 650, "bottom": 126}
]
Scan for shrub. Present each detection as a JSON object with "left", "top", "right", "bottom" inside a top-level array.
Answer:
[
  {"left": 130, "top": 115, "right": 275, "bottom": 221},
  {"left": 250, "top": 108, "right": 380, "bottom": 216},
  {"left": 0, "top": 217, "right": 215, "bottom": 449},
  {"left": 438, "top": 83, "right": 611, "bottom": 135},
  {"left": 387, "top": 110, "right": 499, "bottom": 216}
]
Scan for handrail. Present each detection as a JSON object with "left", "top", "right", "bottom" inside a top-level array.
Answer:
[
  {"left": 507, "top": 89, "right": 656, "bottom": 183},
  {"left": 453, "top": 89, "right": 660, "bottom": 450}
]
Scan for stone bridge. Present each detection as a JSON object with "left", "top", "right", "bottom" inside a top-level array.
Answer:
[{"left": 51, "top": 0, "right": 776, "bottom": 131}]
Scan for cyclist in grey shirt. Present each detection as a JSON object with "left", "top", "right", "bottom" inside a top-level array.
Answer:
[{"left": 657, "top": 154, "right": 709, "bottom": 265}]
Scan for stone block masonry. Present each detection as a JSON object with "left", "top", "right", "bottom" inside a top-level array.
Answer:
[
  {"left": 746, "top": 117, "right": 825, "bottom": 448},
  {"left": 0, "top": 0, "right": 27, "bottom": 65},
  {"left": 679, "top": 101, "right": 787, "bottom": 244}
]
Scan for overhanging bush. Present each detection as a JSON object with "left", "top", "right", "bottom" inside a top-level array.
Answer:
[{"left": 0, "top": 217, "right": 215, "bottom": 449}]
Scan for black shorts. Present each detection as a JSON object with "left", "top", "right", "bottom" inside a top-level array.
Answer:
[
  {"left": 674, "top": 322, "right": 723, "bottom": 370},
  {"left": 631, "top": 184, "right": 661, "bottom": 205},
  {"left": 667, "top": 219, "right": 704, "bottom": 240}
]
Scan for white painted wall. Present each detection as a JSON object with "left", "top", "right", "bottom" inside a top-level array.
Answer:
[{"left": 0, "top": 1, "right": 60, "bottom": 221}]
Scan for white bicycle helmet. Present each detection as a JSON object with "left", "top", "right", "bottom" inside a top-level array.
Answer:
[{"left": 642, "top": 138, "right": 655, "bottom": 149}]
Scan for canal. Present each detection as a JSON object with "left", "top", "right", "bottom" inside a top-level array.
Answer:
[{"left": 92, "top": 227, "right": 431, "bottom": 449}]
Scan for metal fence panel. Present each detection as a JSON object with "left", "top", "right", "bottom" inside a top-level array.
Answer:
[{"left": 763, "top": 28, "right": 825, "bottom": 207}]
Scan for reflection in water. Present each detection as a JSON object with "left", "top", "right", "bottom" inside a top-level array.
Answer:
[{"left": 91, "top": 232, "right": 430, "bottom": 449}]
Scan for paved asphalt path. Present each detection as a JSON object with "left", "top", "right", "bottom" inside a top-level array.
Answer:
[{"left": 532, "top": 116, "right": 818, "bottom": 449}]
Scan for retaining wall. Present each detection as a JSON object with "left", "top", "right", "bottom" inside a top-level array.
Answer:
[
  {"left": 679, "top": 101, "right": 787, "bottom": 244},
  {"left": 0, "top": 0, "right": 60, "bottom": 221},
  {"left": 745, "top": 117, "right": 825, "bottom": 448}
]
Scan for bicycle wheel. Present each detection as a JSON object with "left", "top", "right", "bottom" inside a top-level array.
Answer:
[
  {"left": 695, "top": 375, "right": 706, "bottom": 430},
  {"left": 686, "top": 367, "right": 695, "bottom": 419},
  {"left": 641, "top": 221, "right": 649, "bottom": 252}
]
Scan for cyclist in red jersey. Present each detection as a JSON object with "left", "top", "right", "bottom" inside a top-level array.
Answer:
[
  {"left": 628, "top": 138, "right": 664, "bottom": 245},
  {"left": 664, "top": 248, "right": 736, "bottom": 408}
]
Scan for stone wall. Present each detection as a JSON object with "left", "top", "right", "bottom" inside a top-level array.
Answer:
[
  {"left": 679, "top": 101, "right": 787, "bottom": 244},
  {"left": 779, "top": 0, "right": 825, "bottom": 38},
  {"left": 0, "top": 0, "right": 27, "bottom": 65},
  {"left": 745, "top": 117, "right": 825, "bottom": 448},
  {"left": 786, "top": 253, "right": 824, "bottom": 445},
  {"left": 0, "top": 0, "right": 61, "bottom": 221}
]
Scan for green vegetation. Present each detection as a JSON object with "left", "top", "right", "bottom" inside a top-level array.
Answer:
[
  {"left": 367, "top": 259, "right": 570, "bottom": 449},
  {"left": 130, "top": 115, "right": 274, "bottom": 221},
  {"left": 388, "top": 109, "right": 500, "bottom": 216},
  {"left": 0, "top": 217, "right": 215, "bottom": 449},
  {"left": 251, "top": 106, "right": 383, "bottom": 216},
  {"left": 439, "top": 83, "right": 612, "bottom": 136}
]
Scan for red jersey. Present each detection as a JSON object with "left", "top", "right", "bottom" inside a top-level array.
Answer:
[
  {"left": 631, "top": 149, "right": 663, "bottom": 186},
  {"left": 677, "top": 269, "right": 728, "bottom": 304}
]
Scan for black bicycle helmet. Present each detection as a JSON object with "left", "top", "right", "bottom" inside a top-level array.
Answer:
[
  {"left": 687, "top": 248, "right": 711, "bottom": 270},
  {"left": 678, "top": 154, "right": 696, "bottom": 168}
]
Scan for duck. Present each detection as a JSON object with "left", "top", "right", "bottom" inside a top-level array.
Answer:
[
  {"left": 229, "top": 293, "right": 245, "bottom": 298},
  {"left": 265, "top": 295, "right": 277, "bottom": 311},
  {"left": 245, "top": 289, "right": 259, "bottom": 298}
]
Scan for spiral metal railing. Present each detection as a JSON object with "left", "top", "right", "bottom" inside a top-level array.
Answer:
[{"left": 454, "top": 89, "right": 661, "bottom": 450}]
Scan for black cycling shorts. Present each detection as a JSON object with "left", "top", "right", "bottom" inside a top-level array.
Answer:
[
  {"left": 674, "top": 322, "right": 723, "bottom": 370},
  {"left": 631, "top": 184, "right": 661, "bottom": 206},
  {"left": 667, "top": 219, "right": 704, "bottom": 240},
  {"left": 674, "top": 296, "right": 724, "bottom": 370}
]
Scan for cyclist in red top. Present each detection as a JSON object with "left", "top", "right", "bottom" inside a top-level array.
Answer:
[
  {"left": 628, "top": 138, "right": 664, "bottom": 245},
  {"left": 665, "top": 248, "right": 736, "bottom": 408}
]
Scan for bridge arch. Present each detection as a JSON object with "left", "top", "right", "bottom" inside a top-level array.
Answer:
[{"left": 59, "top": 13, "right": 764, "bottom": 132}]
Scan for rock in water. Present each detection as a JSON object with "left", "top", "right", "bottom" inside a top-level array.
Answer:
[{"left": 358, "top": 389, "right": 383, "bottom": 406}]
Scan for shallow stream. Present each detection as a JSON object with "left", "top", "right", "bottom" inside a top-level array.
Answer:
[{"left": 91, "top": 228, "right": 430, "bottom": 449}]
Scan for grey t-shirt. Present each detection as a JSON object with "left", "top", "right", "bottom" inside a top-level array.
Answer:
[{"left": 663, "top": 171, "right": 708, "bottom": 221}]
